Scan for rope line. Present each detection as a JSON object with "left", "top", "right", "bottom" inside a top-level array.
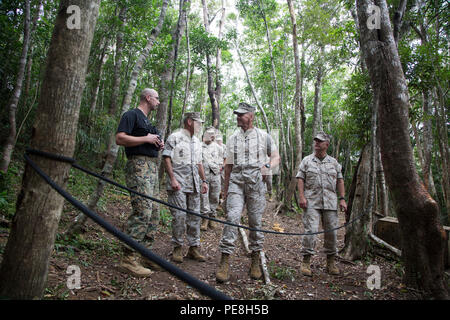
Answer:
[
  {"left": 25, "top": 148, "right": 370, "bottom": 236},
  {"left": 24, "top": 152, "right": 232, "bottom": 301}
]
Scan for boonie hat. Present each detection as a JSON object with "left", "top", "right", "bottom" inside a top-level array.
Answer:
[
  {"left": 184, "top": 112, "right": 204, "bottom": 123},
  {"left": 233, "top": 102, "right": 256, "bottom": 114},
  {"left": 313, "top": 131, "right": 331, "bottom": 142}
]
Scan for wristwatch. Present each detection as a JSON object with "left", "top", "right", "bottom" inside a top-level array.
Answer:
[
  {"left": 264, "top": 163, "right": 270, "bottom": 169},
  {"left": 339, "top": 196, "right": 345, "bottom": 201},
  {"left": 202, "top": 180, "right": 208, "bottom": 184}
]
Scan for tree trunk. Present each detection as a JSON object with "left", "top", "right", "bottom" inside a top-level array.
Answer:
[
  {"left": 376, "top": 145, "right": 389, "bottom": 216},
  {"left": 156, "top": 0, "right": 188, "bottom": 183},
  {"left": 180, "top": 14, "right": 191, "bottom": 127},
  {"left": 342, "top": 143, "right": 373, "bottom": 260},
  {"left": 235, "top": 44, "right": 270, "bottom": 132},
  {"left": 357, "top": 0, "right": 448, "bottom": 299},
  {"left": 284, "top": 0, "right": 304, "bottom": 208},
  {"left": 201, "top": 0, "right": 221, "bottom": 128},
  {"left": 165, "top": 0, "right": 188, "bottom": 138},
  {"left": 67, "top": 6, "right": 128, "bottom": 236},
  {"left": 0, "top": 0, "right": 31, "bottom": 173},
  {"left": 258, "top": 0, "right": 289, "bottom": 184},
  {"left": 88, "top": 37, "right": 109, "bottom": 123},
  {"left": 312, "top": 45, "right": 324, "bottom": 148},
  {"left": 0, "top": 0, "right": 101, "bottom": 299}
]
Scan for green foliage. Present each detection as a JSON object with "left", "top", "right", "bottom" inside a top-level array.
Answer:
[{"left": 0, "top": 161, "right": 23, "bottom": 219}]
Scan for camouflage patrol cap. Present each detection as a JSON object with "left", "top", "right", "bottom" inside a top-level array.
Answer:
[
  {"left": 184, "top": 112, "right": 204, "bottom": 123},
  {"left": 234, "top": 102, "right": 256, "bottom": 114},
  {"left": 314, "top": 131, "right": 331, "bottom": 142}
]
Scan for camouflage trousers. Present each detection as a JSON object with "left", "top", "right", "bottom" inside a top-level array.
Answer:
[
  {"left": 219, "top": 179, "right": 266, "bottom": 255},
  {"left": 168, "top": 190, "right": 201, "bottom": 247},
  {"left": 200, "top": 170, "right": 221, "bottom": 218},
  {"left": 123, "top": 155, "right": 159, "bottom": 254},
  {"left": 301, "top": 208, "right": 338, "bottom": 256}
]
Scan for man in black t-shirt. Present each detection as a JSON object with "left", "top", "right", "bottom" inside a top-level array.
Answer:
[{"left": 115, "top": 88, "right": 164, "bottom": 277}]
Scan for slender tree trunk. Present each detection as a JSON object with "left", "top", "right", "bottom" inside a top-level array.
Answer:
[
  {"left": 180, "top": 14, "right": 191, "bottom": 127},
  {"left": 284, "top": 0, "right": 303, "bottom": 208},
  {"left": 88, "top": 38, "right": 109, "bottom": 122},
  {"left": 166, "top": 0, "right": 189, "bottom": 139},
  {"left": 357, "top": 0, "right": 448, "bottom": 299},
  {"left": 0, "top": 0, "right": 101, "bottom": 299},
  {"left": 201, "top": 0, "right": 221, "bottom": 128},
  {"left": 312, "top": 45, "right": 324, "bottom": 148},
  {"left": 236, "top": 44, "right": 270, "bottom": 132},
  {"left": 258, "top": 0, "right": 289, "bottom": 183},
  {"left": 342, "top": 143, "right": 373, "bottom": 260},
  {"left": 393, "top": 0, "right": 407, "bottom": 46},
  {"left": 0, "top": 0, "right": 31, "bottom": 173}
]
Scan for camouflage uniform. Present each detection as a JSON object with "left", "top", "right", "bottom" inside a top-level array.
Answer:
[
  {"left": 201, "top": 141, "right": 224, "bottom": 219},
  {"left": 163, "top": 129, "right": 203, "bottom": 247},
  {"left": 296, "top": 153, "right": 343, "bottom": 256},
  {"left": 123, "top": 156, "right": 159, "bottom": 251},
  {"left": 219, "top": 127, "right": 277, "bottom": 255}
]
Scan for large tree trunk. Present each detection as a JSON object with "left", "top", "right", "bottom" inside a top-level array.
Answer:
[
  {"left": 67, "top": 6, "right": 128, "bottom": 236},
  {"left": 0, "top": 0, "right": 31, "bottom": 173},
  {"left": 357, "top": 0, "right": 448, "bottom": 299},
  {"left": 0, "top": 0, "right": 101, "bottom": 299}
]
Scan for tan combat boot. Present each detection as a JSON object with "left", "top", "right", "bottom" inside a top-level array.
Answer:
[
  {"left": 119, "top": 253, "right": 153, "bottom": 277},
  {"left": 250, "top": 251, "right": 263, "bottom": 280},
  {"left": 201, "top": 219, "right": 209, "bottom": 231},
  {"left": 216, "top": 253, "right": 230, "bottom": 283},
  {"left": 327, "top": 255, "right": 340, "bottom": 275},
  {"left": 172, "top": 245, "right": 183, "bottom": 263},
  {"left": 186, "top": 246, "right": 206, "bottom": 262},
  {"left": 301, "top": 255, "right": 312, "bottom": 277}
]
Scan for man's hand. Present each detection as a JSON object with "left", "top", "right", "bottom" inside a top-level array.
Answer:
[
  {"left": 339, "top": 199, "right": 347, "bottom": 213},
  {"left": 201, "top": 182, "right": 208, "bottom": 194},
  {"left": 170, "top": 177, "right": 181, "bottom": 191},
  {"left": 299, "top": 196, "right": 308, "bottom": 209},
  {"left": 147, "top": 134, "right": 164, "bottom": 148}
]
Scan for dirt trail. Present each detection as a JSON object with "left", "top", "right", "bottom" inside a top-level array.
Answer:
[{"left": 43, "top": 194, "right": 418, "bottom": 300}]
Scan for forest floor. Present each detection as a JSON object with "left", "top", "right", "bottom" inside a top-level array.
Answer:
[{"left": 12, "top": 189, "right": 429, "bottom": 301}]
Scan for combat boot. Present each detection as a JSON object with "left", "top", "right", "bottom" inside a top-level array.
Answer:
[
  {"left": 172, "top": 245, "right": 183, "bottom": 263},
  {"left": 119, "top": 253, "right": 153, "bottom": 278},
  {"left": 301, "top": 254, "right": 312, "bottom": 277},
  {"left": 250, "top": 251, "right": 263, "bottom": 280},
  {"left": 186, "top": 246, "right": 206, "bottom": 262},
  {"left": 327, "top": 255, "right": 340, "bottom": 275},
  {"left": 201, "top": 219, "right": 209, "bottom": 231},
  {"left": 216, "top": 253, "right": 230, "bottom": 283}
]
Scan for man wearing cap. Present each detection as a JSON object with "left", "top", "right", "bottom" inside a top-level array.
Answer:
[
  {"left": 216, "top": 102, "right": 280, "bottom": 283},
  {"left": 296, "top": 131, "right": 347, "bottom": 276},
  {"left": 163, "top": 112, "right": 208, "bottom": 263},
  {"left": 116, "top": 88, "right": 164, "bottom": 277},
  {"left": 200, "top": 127, "right": 224, "bottom": 231}
]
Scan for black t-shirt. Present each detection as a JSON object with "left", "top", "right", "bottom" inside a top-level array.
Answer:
[{"left": 116, "top": 108, "right": 161, "bottom": 158}]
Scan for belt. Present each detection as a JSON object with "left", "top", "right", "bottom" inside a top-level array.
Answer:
[{"left": 128, "top": 155, "right": 158, "bottom": 162}]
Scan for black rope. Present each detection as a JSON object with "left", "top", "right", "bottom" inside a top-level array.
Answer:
[
  {"left": 24, "top": 152, "right": 232, "bottom": 301},
  {"left": 25, "top": 148, "right": 370, "bottom": 236}
]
